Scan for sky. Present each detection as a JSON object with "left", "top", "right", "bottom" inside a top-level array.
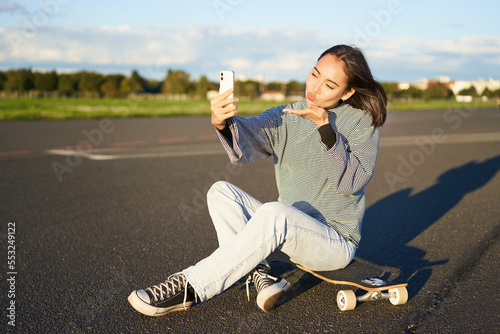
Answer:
[{"left": 1, "top": 0, "right": 499, "bottom": 83}]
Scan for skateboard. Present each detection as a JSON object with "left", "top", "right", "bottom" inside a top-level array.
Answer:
[{"left": 295, "top": 257, "right": 408, "bottom": 311}]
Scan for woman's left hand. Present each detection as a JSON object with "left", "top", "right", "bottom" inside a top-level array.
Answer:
[{"left": 283, "top": 104, "right": 330, "bottom": 127}]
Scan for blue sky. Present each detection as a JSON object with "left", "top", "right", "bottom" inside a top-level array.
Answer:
[{"left": 1, "top": 0, "right": 499, "bottom": 82}]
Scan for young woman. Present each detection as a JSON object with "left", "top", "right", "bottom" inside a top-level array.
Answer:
[{"left": 128, "top": 44, "right": 387, "bottom": 316}]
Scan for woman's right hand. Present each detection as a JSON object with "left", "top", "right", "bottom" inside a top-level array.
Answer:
[{"left": 211, "top": 88, "right": 239, "bottom": 130}]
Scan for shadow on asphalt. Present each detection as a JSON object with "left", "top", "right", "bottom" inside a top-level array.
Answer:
[{"left": 274, "top": 155, "right": 500, "bottom": 304}]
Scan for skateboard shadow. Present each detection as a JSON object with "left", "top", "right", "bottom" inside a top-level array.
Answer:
[{"left": 275, "top": 155, "right": 500, "bottom": 304}]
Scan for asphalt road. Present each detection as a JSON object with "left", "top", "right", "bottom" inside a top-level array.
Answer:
[{"left": 1, "top": 106, "right": 499, "bottom": 333}]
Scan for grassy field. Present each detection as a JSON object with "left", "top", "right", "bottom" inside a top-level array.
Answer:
[{"left": 0, "top": 97, "right": 498, "bottom": 121}]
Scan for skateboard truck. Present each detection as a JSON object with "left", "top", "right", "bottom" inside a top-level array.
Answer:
[
  {"left": 361, "top": 277, "right": 386, "bottom": 286},
  {"left": 337, "top": 286, "right": 408, "bottom": 311}
]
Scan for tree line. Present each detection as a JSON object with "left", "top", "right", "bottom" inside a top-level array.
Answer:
[
  {"left": 0, "top": 68, "right": 305, "bottom": 99},
  {"left": 1, "top": 68, "right": 498, "bottom": 100},
  {"left": 382, "top": 82, "right": 500, "bottom": 100}
]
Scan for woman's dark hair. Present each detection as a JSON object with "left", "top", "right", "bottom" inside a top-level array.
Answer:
[{"left": 319, "top": 45, "right": 387, "bottom": 127}]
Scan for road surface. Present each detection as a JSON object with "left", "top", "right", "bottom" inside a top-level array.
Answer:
[{"left": 1, "top": 106, "right": 499, "bottom": 333}]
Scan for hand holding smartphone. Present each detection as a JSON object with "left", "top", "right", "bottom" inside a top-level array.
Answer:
[
  {"left": 211, "top": 70, "right": 237, "bottom": 130},
  {"left": 219, "top": 70, "right": 235, "bottom": 106}
]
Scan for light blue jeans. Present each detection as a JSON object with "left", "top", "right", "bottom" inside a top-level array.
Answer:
[{"left": 183, "top": 181, "right": 356, "bottom": 302}]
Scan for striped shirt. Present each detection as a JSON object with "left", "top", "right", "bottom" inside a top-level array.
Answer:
[{"left": 215, "top": 99, "right": 380, "bottom": 247}]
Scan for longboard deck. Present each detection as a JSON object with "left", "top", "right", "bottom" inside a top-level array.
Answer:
[{"left": 295, "top": 257, "right": 408, "bottom": 291}]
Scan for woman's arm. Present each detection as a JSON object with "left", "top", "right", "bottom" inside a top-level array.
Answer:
[
  {"left": 320, "top": 123, "right": 379, "bottom": 195},
  {"left": 284, "top": 103, "right": 379, "bottom": 195},
  {"left": 211, "top": 87, "right": 284, "bottom": 165},
  {"left": 214, "top": 107, "right": 283, "bottom": 165}
]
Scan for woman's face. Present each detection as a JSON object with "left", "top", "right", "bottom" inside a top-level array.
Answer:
[{"left": 305, "top": 54, "right": 355, "bottom": 110}]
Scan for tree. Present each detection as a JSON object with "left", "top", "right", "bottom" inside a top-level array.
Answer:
[
  {"left": 57, "top": 74, "right": 78, "bottom": 93},
  {"left": 242, "top": 82, "right": 259, "bottom": 99},
  {"left": 381, "top": 82, "right": 399, "bottom": 97},
  {"left": 458, "top": 86, "right": 478, "bottom": 97},
  {"left": 162, "top": 69, "right": 190, "bottom": 95},
  {"left": 481, "top": 88, "right": 492, "bottom": 97},
  {"left": 490, "top": 89, "right": 500, "bottom": 98},
  {"left": 120, "top": 70, "right": 145, "bottom": 95},
  {"left": 4, "top": 69, "right": 34, "bottom": 91},
  {"left": 405, "top": 86, "right": 423, "bottom": 99},
  {"left": 266, "top": 82, "right": 282, "bottom": 92},
  {"left": 233, "top": 80, "right": 259, "bottom": 98},
  {"left": 143, "top": 79, "right": 162, "bottom": 93},
  {"left": 77, "top": 71, "right": 103, "bottom": 93},
  {"left": 286, "top": 80, "right": 305, "bottom": 96},
  {"left": 423, "top": 83, "right": 453, "bottom": 100},
  {"left": 33, "top": 70, "right": 58, "bottom": 91},
  {"left": 0, "top": 71, "right": 6, "bottom": 90},
  {"left": 481, "top": 87, "right": 500, "bottom": 98},
  {"left": 195, "top": 75, "right": 210, "bottom": 99},
  {"left": 100, "top": 74, "right": 124, "bottom": 98}
]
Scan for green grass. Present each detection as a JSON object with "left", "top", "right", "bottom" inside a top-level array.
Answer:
[
  {"left": 0, "top": 98, "right": 283, "bottom": 121},
  {"left": 0, "top": 97, "right": 497, "bottom": 121},
  {"left": 387, "top": 98, "right": 499, "bottom": 111}
]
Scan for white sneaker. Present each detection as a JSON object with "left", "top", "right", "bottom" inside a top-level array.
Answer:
[
  {"left": 248, "top": 265, "right": 291, "bottom": 312},
  {"left": 128, "top": 272, "right": 197, "bottom": 316}
]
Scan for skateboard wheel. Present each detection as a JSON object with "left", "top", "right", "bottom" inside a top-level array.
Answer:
[
  {"left": 389, "top": 287, "right": 408, "bottom": 305},
  {"left": 337, "top": 290, "right": 356, "bottom": 311}
]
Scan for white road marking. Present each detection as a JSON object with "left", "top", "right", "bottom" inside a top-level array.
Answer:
[
  {"left": 46, "top": 148, "right": 226, "bottom": 160},
  {"left": 380, "top": 132, "right": 500, "bottom": 147},
  {"left": 44, "top": 132, "right": 500, "bottom": 160}
]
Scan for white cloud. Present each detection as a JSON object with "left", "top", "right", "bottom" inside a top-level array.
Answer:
[
  {"left": 256, "top": 53, "right": 312, "bottom": 72},
  {"left": 420, "top": 35, "right": 500, "bottom": 55},
  {"left": 37, "top": 47, "right": 62, "bottom": 61},
  {"left": 360, "top": 35, "right": 500, "bottom": 79},
  {"left": 0, "top": 0, "right": 24, "bottom": 13},
  {"left": 221, "top": 57, "right": 253, "bottom": 70},
  {"left": 101, "top": 24, "right": 132, "bottom": 33},
  {"left": 386, "top": 35, "right": 500, "bottom": 57},
  {"left": 0, "top": 23, "right": 499, "bottom": 81},
  {"left": 0, "top": 23, "right": 329, "bottom": 79},
  {"left": 1, "top": 25, "right": 203, "bottom": 66}
]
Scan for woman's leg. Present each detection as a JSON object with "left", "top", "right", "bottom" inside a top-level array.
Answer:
[
  {"left": 206, "top": 181, "right": 263, "bottom": 247},
  {"left": 184, "top": 198, "right": 356, "bottom": 302},
  {"left": 129, "top": 181, "right": 356, "bottom": 316},
  {"left": 128, "top": 181, "right": 271, "bottom": 316}
]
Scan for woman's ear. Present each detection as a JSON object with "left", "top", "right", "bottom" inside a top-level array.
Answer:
[{"left": 342, "top": 88, "right": 355, "bottom": 101}]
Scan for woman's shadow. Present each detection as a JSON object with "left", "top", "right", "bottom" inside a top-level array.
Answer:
[{"left": 276, "top": 155, "right": 500, "bottom": 302}]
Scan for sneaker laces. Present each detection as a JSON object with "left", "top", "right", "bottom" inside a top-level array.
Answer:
[
  {"left": 245, "top": 266, "right": 279, "bottom": 301},
  {"left": 145, "top": 272, "right": 198, "bottom": 310}
]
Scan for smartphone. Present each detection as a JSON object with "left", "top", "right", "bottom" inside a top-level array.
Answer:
[{"left": 219, "top": 70, "right": 235, "bottom": 105}]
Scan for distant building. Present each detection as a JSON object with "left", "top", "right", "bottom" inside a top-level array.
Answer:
[
  {"left": 260, "top": 91, "right": 286, "bottom": 102},
  {"left": 398, "top": 77, "right": 500, "bottom": 97},
  {"left": 398, "top": 78, "right": 430, "bottom": 91},
  {"left": 435, "top": 76, "right": 451, "bottom": 84},
  {"left": 206, "top": 90, "right": 219, "bottom": 100},
  {"left": 448, "top": 79, "right": 500, "bottom": 96},
  {"left": 398, "top": 82, "right": 411, "bottom": 90},
  {"left": 455, "top": 95, "right": 473, "bottom": 103}
]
